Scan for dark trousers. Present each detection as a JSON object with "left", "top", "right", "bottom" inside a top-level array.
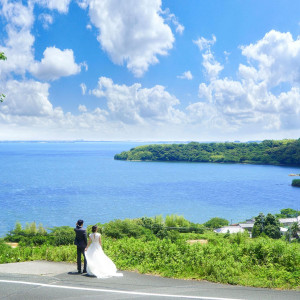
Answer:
[{"left": 77, "top": 246, "right": 87, "bottom": 272}]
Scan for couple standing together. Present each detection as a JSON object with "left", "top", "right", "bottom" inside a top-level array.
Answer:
[{"left": 74, "top": 219, "right": 123, "bottom": 278}]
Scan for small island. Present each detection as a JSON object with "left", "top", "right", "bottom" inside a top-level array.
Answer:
[
  {"left": 292, "top": 179, "right": 300, "bottom": 187},
  {"left": 114, "top": 138, "right": 300, "bottom": 166}
]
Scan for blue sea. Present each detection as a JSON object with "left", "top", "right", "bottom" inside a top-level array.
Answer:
[{"left": 0, "top": 141, "right": 299, "bottom": 236}]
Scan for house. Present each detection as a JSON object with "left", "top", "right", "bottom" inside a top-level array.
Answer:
[
  {"left": 238, "top": 219, "right": 255, "bottom": 231},
  {"left": 214, "top": 216, "right": 300, "bottom": 237},
  {"left": 280, "top": 227, "right": 288, "bottom": 234},
  {"left": 278, "top": 216, "right": 300, "bottom": 227},
  {"left": 214, "top": 225, "right": 245, "bottom": 234}
]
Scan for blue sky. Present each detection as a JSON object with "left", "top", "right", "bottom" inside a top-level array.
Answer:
[{"left": 0, "top": 0, "right": 300, "bottom": 141}]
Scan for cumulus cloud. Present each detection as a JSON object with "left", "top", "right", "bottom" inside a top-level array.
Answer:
[
  {"left": 177, "top": 71, "right": 193, "bottom": 80},
  {"left": 0, "top": 1, "right": 35, "bottom": 78},
  {"left": 91, "top": 77, "right": 184, "bottom": 124},
  {"left": 1, "top": 1, "right": 299, "bottom": 141},
  {"left": 30, "top": 47, "right": 82, "bottom": 81},
  {"left": 0, "top": 1, "right": 82, "bottom": 82},
  {"left": 241, "top": 30, "right": 300, "bottom": 87},
  {"left": 34, "top": 0, "right": 72, "bottom": 13},
  {"left": 190, "top": 30, "right": 300, "bottom": 133},
  {"left": 0, "top": 0, "right": 91, "bottom": 139},
  {"left": 0, "top": 79, "right": 53, "bottom": 116},
  {"left": 1, "top": 0, "right": 34, "bottom": 29},
  {"left": 83, "top": 0, "right": 175, "bottom": 77}
]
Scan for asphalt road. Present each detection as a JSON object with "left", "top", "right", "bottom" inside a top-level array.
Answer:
[{"left": 0, "top": 261, "right": 299, "bottom": 300}]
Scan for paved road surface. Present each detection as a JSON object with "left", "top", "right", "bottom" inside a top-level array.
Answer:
[{"left": 0, "top": 261, "right": 299, "bottom": 300}]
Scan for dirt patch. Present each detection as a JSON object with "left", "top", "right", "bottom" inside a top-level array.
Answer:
[
  {"left": 186, "top": 239, "right": 208, "bottom": 245},
  {"left": 5, "top": 242, "right": 19, "bottom": 248}
]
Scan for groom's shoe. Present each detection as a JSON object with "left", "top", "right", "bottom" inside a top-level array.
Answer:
[
  {"left": 78, "top": 270, "right": 82, "bottom": 274},
  {"left": 82, "top": 270, "right": 87, "bottom": 273}
]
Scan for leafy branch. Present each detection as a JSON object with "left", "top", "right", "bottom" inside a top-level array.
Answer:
[{"left": 0, "top": 52, "right": 7, "bottom": 102}]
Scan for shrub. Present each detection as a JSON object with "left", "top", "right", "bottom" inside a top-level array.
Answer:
[
  {"left": 19, "top": 235, "right": 49, "bottom": 247},
  {"left": 252, "top": 213, "right": 281, "bottom": 239},
  {"left": 103, "top": 219, "right": 150, "bottom": 239},
  {"left": 204, "top": 217, "right": 229, "bottom": 229},
  {"left": 292, "top": 179, "right": 300, "bottom": 187},
  {"left": 4, "top": 222, "right": 49, "bottom": 245},
  {"left": 165, "top": 214, "right": 190, "bottom": 227},
  {"left": 276, "top": 208, "right": 300, "bottom": 218},
  {"left": 49, "top": 226, "right": 75, "bottom": 246}
]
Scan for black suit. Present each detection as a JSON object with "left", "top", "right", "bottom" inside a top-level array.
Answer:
[{"left": 74, "top": 226, "right": 87, "bottom": 272}]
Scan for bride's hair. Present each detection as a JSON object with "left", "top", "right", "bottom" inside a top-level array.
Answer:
[{"left": 92, "top": 225, "right": 98, "bottom": 233}]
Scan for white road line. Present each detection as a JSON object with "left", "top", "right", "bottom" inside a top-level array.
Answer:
[{"left": 0, "top": 279, "right": 244, "bottom": 300}]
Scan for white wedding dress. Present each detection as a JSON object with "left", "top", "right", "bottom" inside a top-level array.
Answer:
[{"left": 85, "top": 233, "right": 123, "bottom": 278}]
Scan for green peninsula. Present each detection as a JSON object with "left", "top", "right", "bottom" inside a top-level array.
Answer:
[{"left": 114, "top": 139, "right": 300, "bottom": 166}]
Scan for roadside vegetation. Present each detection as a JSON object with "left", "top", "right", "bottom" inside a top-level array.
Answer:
[
  {"left": 1, "top": 209, "right": 299, "bottom": 290},
  {"left": 114, "top": 139, "right": 300, "bottom": 166}
]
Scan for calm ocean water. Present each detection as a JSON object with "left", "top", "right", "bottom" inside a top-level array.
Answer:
[{"left": 0, "top": 141, "right": 299, "bottom": 236}]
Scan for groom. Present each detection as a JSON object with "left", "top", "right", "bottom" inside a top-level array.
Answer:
[{"left": 74, "top": 219, "right": 87, "bottom": 274}]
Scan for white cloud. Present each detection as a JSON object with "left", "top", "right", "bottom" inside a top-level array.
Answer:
[
  {"left": 91, "top": 77, "right": 184, "bottom": 124},
  {"left": 1, "top": 0, "right": 34, "bottom": 29},
  {"left": 163, "top": 10, "right": 184, "bottom": 35},
  {"left": 77, "top": 0, "right": 89, "bottom": 10},
  {"left": 38, "top": 13, "right": 53, "bottom": 29},
  {"left": 202, "top": 52, "right": 223, "bottom": 80},
  {"left": 241, "top": 30, "right": 300, "bottom": 87},
  {"left": 80, "top": 83, "right": 87, "bottom": 95},
  {"left": 30, "top": 47, "right": 82, "bottom": 81},
  {"left": 34, "top": 0, "right": 72, "bottom": 13},
  {"left": 0, "top": 1, "right": 35, "bottom": 78},
  {"left": 0, "top": 1, "right": 185, "bottom": 141},
  {"left": 84, "top": 0, "right": 175, "bottom": 77},
  {"left": 78, "top": 104, "right": 87, "bottom": 112},
  {"left": 0, "top": 79, "right": 53, "bottom": 116},
  {"left": 0, "top": 1, "right": 81, "bottom": 82},
  {"left": 0, "top": 27, "right": 35, "bottom": 78},
  {"left": 1, "top": 1, "right": 299, "bottom": 141},
  {"left": 194, "top": 35, "right": 223, "bottom": 80},
  {"left": 177, "top": 71, "right": 193, "bottom": 80},
  {"left": 193, "top": 35, "right": 216, "bottom": 51},
  {"left": 190, "top": 30, "right": 300, "bottom": 133},
  {"left": 176, "top": 24, "right": 185, "bottom": 35},
  {"left": 224, "top": 51, "right": 230, "bottom": 62},
  {"left": 81, "top": 61, "right": 88, "bottom": 71}
]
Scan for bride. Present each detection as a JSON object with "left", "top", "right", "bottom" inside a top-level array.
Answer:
[{"left": 85, "top": 225, "right": 123, "bottom": 278}]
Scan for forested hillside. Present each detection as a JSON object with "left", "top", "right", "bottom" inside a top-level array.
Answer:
[{"left": 114, "top": 139, "right": 300, "bottom": 165}]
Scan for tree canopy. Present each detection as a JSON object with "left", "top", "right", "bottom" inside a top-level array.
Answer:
[
  {"left": 252, "top": 213, "right": 281, "bottom": 239},
  {"left": 275, "top": 208, "right": 300, "bottom": 218},
  {"left": 114, "top": 139, "right": 300, "bottom": 166},
  {"left": 204, "top": 217, "right": 229, "bottom": 229}
]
